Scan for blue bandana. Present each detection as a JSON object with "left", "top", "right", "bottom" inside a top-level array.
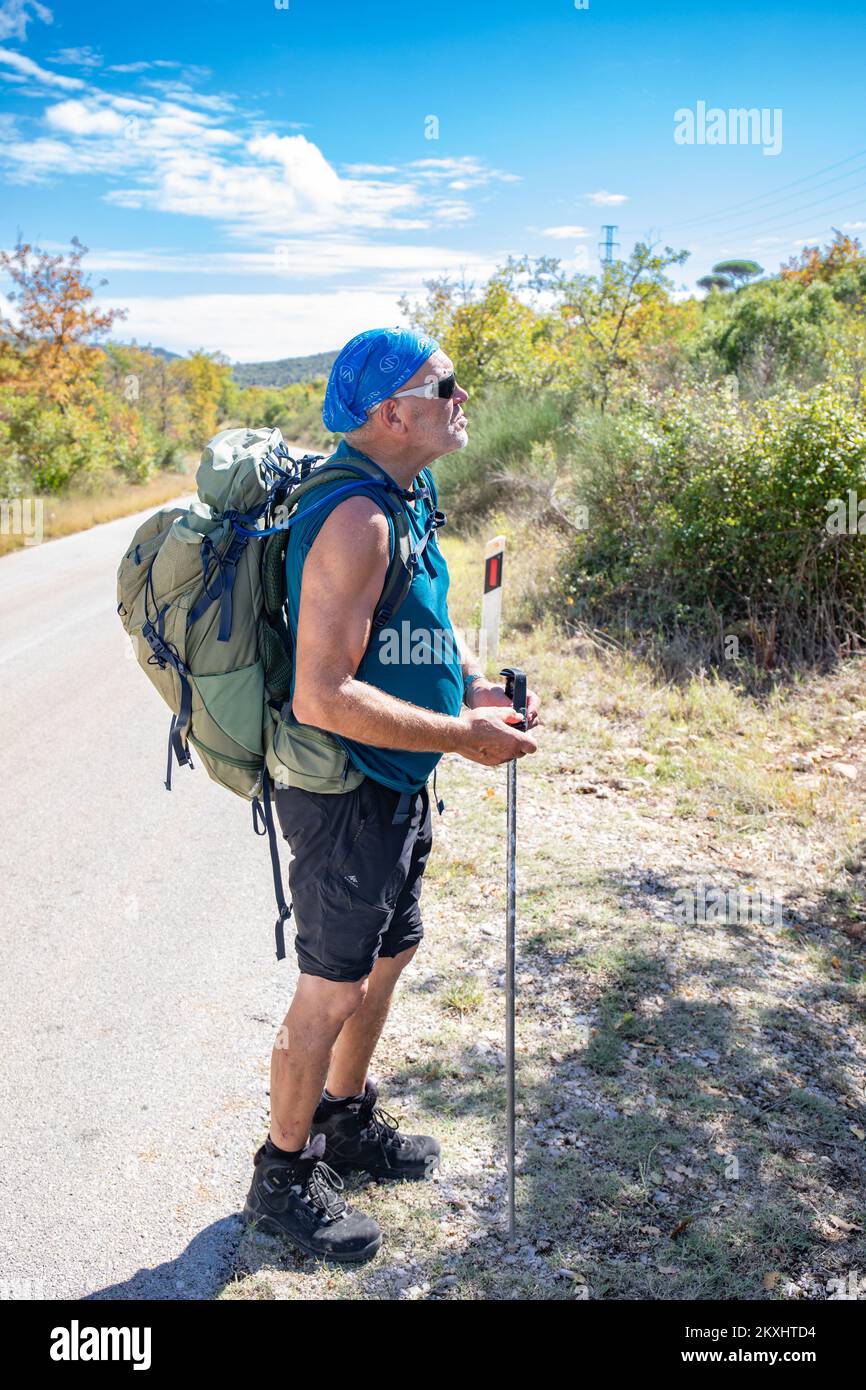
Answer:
[{"left": 323, "top": 327, "right": 440, "bottom": 434}]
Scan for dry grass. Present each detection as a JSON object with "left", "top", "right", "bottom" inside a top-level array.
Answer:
[
  {"left": 0, "top": 436, "right": 319, "bottom": 559},
  {"left": 0, "top": 456, "right": 199, "bottom": 558}
]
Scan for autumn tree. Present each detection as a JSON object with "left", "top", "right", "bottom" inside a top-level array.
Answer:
[
  {"left": 0, "top": 237, "right": 126, "bottom": 404},
  {"left": 781, "top": 230, "right": 865, "bottom": 286},
  {"left": 171, "top": 350, "right": 233, "bottom": 444}
]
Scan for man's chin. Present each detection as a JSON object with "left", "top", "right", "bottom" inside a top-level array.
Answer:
[{"left": 427, "top": 424, "right": 468, "bottom": 461}]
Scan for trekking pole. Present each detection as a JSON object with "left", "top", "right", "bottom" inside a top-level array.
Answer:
[{"left": 499, "top": 665, "right": 527, "bottom": 1242}]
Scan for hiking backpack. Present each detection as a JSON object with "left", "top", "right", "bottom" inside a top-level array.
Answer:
[{"left": 116, "top": 426, "right": 446, "bottom": 959}]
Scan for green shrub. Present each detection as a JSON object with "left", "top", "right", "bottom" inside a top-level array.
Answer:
[
  {"left": 0, "top": 386, "right": 177, "bottom": 494},
  {"left": 699, "top": 278, "right": 842, "bottom": 395},
  {"left": 561, "top": 381, "right": 866, "bottom": 668}
]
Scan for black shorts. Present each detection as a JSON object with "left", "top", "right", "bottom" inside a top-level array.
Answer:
[{"left": 273, "top": 775, "right": 433, "bottom": 983}]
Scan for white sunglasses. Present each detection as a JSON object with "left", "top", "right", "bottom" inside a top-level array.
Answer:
[{"left": 369, "top": 371, "right": 457, "bottom": 408}]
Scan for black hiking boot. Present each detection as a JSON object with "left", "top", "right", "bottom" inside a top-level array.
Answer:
[
  {"left": 310, "top": 1080, "right": 441, "bottom": 1181},
  {"left": 242, "top": 1132, "right": 381, "bottom": 1263}
]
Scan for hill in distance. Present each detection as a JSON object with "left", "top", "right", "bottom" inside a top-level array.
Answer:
[
  {"left": 112, "top": 343, "right": 338, "bottom": 388},
  {"left": 112, "top": 341, "right": 182, "bottom": 361},
  {"left": 231, "top": 350, "right": 338, "bottom": 388}
]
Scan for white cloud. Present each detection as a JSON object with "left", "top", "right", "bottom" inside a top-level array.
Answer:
[
  {"left": 843, "top": 220, "right": 866, "bottom": 231},
  {"left": 540, "top": 224, "right": 591, "bottom": 238},
  {"left": 106, "top": 289, "right": 418, "bottom": 360},
  {"left": 1, "top": 55, "right": 519, "bottom": 278},
  {"left": 106, "top": 61, "right": 159, "bottom": 74},
  {"left": 4, "top": 134, "right": 127, "bottom": 179},
  {"left": 105, "top": 129, "right": 428, "bottom": 234},
  {"left": 60, "top": 240, "right": 500, "bottom": 285},
  {"left": 247, "top": 131, "right": 344, "bottom": 208},
  {"left": 586, "top": 189, "right": 628, "bottom": 206},
  {"left": 140, "top": 78, "right": 230, "bottom": 113},
  {"left": 1, "top": 74, "right": 514, "bottom": 235},
  {"left": 0, "top": 0, "right": 52, "bottom": 43},
  {"left": 429, "top": 200, "right": 474, "bottom": 224},
  {"left": 343, "top": 163, "right": 400, "bottom": 176},
  {"left": 409, "top": 155, "right": 521, "bottom": 187},
  {"left": 0, "top": 43, "right": 84, "bottom": 89},
  {"left": 48, "top": 45, "right": 102, "bottom": 68},
  {"left": 46, "top": 98, "right": 124, "bottom": 136}
]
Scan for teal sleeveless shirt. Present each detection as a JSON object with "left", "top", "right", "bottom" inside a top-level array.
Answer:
[{"left": 284, "top": 440, "right": 464, "bottom": 794}]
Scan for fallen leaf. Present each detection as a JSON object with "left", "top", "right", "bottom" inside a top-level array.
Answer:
[
  {"left": 850, "top": 1126, "right": 865, "bottom": 1141},
  {"left": 763, "top": 1271, "right": 782, "bottom": 1290},
  {"left": 670, "top": 1216, "right": 694, "bottom": 1239},
  {"left": 828, "top": 1215, "right": 861, "bottom": 1232}
]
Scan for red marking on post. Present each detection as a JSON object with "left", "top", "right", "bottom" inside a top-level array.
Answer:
[{"left": 484, "top": 552, "right": 502, "bottom": 593}]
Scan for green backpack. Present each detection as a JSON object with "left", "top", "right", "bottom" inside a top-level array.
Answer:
[{"left": 116, "top": 426, "right": 445, "bottom": 959}]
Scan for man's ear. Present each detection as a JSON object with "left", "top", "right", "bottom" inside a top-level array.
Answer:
[{"left": 377, "top": 398, "right": 408, "bottom": 435}]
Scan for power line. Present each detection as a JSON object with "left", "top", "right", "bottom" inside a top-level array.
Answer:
[
  {"left": 669, "top": 145, "right": 866, "bottom": 232},
  {"left": 689, "top": 159, "right": 866, "bottom": 232},
  {"left": 708, "top": 178, "right": 866, "bottom": 245}
]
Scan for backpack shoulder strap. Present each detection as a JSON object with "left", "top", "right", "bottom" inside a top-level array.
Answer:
[
  {"left": 371, "top": 468, "right": 448, "bottom": 629},
  {"left": 279, "top": 460, "right": 413, "bottom": 628},
  {"left": 273, "top": 455, "right": 445, "bottom": 631}
]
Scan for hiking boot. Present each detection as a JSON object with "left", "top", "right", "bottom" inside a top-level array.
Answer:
[
  {"left": 242, "top": 1132, "right": 381, "bottom": 1263},
  {"left": 310, "top": 1080, "right": 441, "bottom": 1181}
]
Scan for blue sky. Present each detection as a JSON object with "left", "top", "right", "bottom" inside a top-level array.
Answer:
[{"left": 1, "top": 0, "right": 865, "bottom": 360}]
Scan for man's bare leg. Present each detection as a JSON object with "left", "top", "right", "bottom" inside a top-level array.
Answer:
[
  {"left": 325, "top": 945, "right": 418, "bottom": 1098},
  {"left": 269, "top": 974, "right": 368, "bottom": 1152}
]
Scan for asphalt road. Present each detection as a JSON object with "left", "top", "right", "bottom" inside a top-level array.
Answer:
[{"left": 0, "top": 500, "right": 296, "bottom": 1300}]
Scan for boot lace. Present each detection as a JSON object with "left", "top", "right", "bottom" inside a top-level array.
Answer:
[
  {"left": 303, "top": 1160, "right": 348, "bottom": 1221},
  {"left": 360, "top": 1102, "right": 404, "bottom": 1169}
]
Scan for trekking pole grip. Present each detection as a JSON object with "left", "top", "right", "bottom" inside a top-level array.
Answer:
[{"left": 499, "top": 666, "right": 527, "bottom": 733}]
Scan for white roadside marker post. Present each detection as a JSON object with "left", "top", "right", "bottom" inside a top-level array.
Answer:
[{"left": 480, "top": 534, "right": 506, "bottom": 665}]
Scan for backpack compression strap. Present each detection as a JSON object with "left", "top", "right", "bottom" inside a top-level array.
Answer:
[{"left": 252, "top": 766, "right": 293, "bottom": 961}]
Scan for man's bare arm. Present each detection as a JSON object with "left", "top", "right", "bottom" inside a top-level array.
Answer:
[{"left": 290, "top": 496, "right": 536, "bottom": 766}]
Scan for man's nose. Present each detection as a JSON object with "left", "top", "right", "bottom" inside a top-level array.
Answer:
[{"left": 453, "top": 381, "right": 468, "bottom": 404}]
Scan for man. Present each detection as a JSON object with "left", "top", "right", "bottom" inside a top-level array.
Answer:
[{"left": 243, "top": 328, "right": 540, "bottom": 1263}]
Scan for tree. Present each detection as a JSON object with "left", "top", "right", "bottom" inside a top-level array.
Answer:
[
  {"left": 700, "top": 276, "right": 841, "bottom": 390},
  {"left": 698, "top": 273, "right": 733, "bottom": 293},
  {"left": 554, "top": 242, "right": 690, "bottom": 410},
  {"left": 399, "top": 256, "right": 569, "bottom": 396},
  {"left": 712, "top": 259, "right": 764, "bottom": 288},
  {"left": 0, "top": 237, "right": 126, "bottom": 404},
  {"left": 698, "top": 260, "right": 764, "bottom": 294},
  {"left": 780, "top": 230, "right": 866, "bottom": 307},
  {"left": 171, "top": 350, "right": 233, "bottom": 444}
]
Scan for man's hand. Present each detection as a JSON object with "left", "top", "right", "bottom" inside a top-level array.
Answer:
[
  {"left": 454, "top": 706, "right": 538, "bottom": 767},
  {"left": 465, "top": 677, "right": 541, "bottom": 729}
]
